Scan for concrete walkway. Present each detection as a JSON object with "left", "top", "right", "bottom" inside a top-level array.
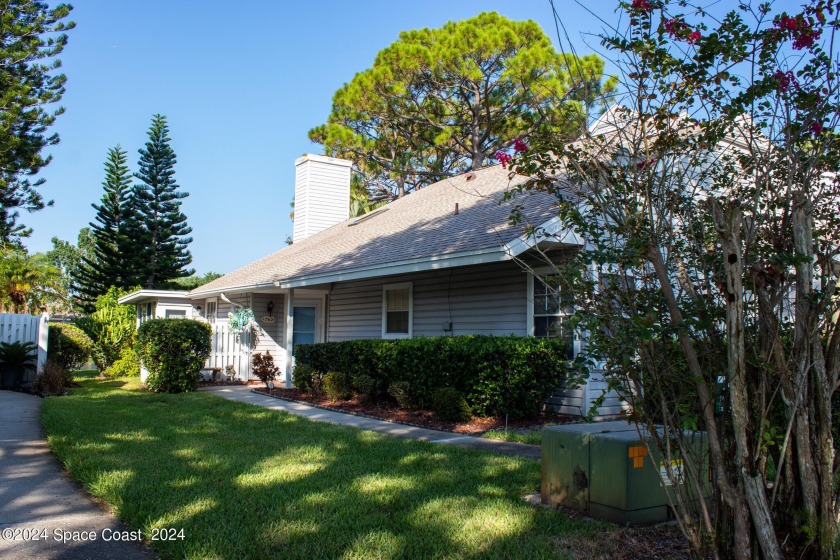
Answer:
[
  {"left": 0, "top": 390, "right": 156, "bottom": 560},
  {"left": 201, "top": 385, "right": 541, "bottom": 460}
]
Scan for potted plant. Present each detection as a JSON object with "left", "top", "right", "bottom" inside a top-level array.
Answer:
[{"left": 0, "top": 341, "right": 37, "bottom": 390}]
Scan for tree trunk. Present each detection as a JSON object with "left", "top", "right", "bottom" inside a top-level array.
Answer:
[
  {"left": 792, "top": 199, "right": 836, "bottom": 558},
  {"left": 711, "top": 202, "right": 782, "bottom": 560}
]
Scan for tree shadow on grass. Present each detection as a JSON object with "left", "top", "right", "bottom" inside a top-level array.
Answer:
[{"left": 43, "top": 388, "right": 613, "bottom": 560}]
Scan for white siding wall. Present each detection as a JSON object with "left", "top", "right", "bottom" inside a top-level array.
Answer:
[
  {"left": 328, "top": 261, "right": 528, "bottom": 341},
  {"left": 326, "top": 260, "right": 627, "bottom": 418},
  {"left": 251, "top": 294, "right": 284, "bottom": 356},
  {"left": 293, "top": 154, "right": 352, "bottom": 243},
  {"left": 152, "top": 296, "right": 195, "bottom": 319}
]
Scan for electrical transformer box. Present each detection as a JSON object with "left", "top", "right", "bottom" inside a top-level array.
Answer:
[{"left": 541, "top": 421, "right": 708, "bottom": 525}]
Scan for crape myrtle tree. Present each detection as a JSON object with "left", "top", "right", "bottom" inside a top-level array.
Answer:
[
  {"left": 0, "top": 1, "right": 74, "bottom": 246},
  {"left": 76, "top": 146, "right": 138, "bottom": 309},
  {"left": 132, "top": 115, "right": 193, "bottom": 289},
  {"left": 511, "top": 1, "right": 840, "bottom": 558},
  {"left": 310, "top": 11, "right": 616, "bottom": 202}
]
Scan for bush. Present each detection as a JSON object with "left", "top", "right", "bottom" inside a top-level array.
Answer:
[
  {"left": 296, "top": 336, "right": 569, "bottom": 418},
  {"left": 252, "top": 351, "right": 280, "bottom": 389},
  {"left": 322, "top": 371, "right": 352, "bottom": 401},
  {"left": 103, "top": 347, "right": 140, "bottom": 378},
  {"left": 136, "top": 319, "right": 211, "bottom": 393},
  {"left": 293, "top": 363, "right": 319, "bottom": 393},
  {"left": 48, "top": 323, "right": 93, "bottom": 371},
  {"left": 387, "top": 381, "right": 416, "bottom": 409},
  {"left": 353, "top": 374, "right": 378, "bottom": 401},
  {"left": 34, "top": 360, "right": 70, "bottom": 395},
  {"left": 295, "top": 339, "right": 392, "bottom": 384},
  {"left": 76, "top": 287, "right": 137, "bottom": 371},
  {"left": 431, "top": 387, "right": 471, "bottom": 422}
]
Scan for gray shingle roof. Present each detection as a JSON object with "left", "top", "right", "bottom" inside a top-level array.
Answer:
[{"left": 191, "top": 164, "right": 558, "bottom": 295}]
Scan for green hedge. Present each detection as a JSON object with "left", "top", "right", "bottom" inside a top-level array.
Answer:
[
  {"left": 295, "top": 336, "right": 569, "bottom": 418},
  {"left": 136, "top": 319, "right": 211, "bottom": 393},
  {"left": 48, "top": 323, "right": 93, "bottom": 371}
]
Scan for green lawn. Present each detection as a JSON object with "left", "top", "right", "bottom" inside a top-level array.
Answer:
[
  {"left": 42, "top": 377, "right": 616, "bottom": 559},
  {"left": 482, "top": 429, "right": 544, "bottom": 446}
]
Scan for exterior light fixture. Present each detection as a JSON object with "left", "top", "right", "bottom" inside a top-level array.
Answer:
[{"left": 267, "top": 300, "right": 274, "bottom": 316}]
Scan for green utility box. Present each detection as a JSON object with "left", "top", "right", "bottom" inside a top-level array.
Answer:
[{"left": 541, "top": 421, "right": 708, "bottom": 525}]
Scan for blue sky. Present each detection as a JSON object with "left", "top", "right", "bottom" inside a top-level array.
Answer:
[
  {"left": 23, "top": 0, "right": 800, "bottom": 275},
  {"left": 22, "top": 0, "right": 616, "bottom": 275}
]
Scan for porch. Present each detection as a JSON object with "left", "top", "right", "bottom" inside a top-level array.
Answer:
[{"left": 200, "top": 289, "right": 328, "bottom": 384}]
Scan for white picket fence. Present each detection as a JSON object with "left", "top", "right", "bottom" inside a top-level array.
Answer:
[
  {"left": 0, "top": 313, "right": 49, "bottom": 379},
  {"left": 207, "top": 323, "right": 253, "bottom": 380}
]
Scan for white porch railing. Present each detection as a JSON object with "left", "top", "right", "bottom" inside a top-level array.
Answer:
[{"left": 0, "top": 313, "right": 49, "bottom": 377}]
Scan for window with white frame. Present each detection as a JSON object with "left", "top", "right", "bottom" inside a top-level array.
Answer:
[
  {"left": 137, "top": 302, "right": 155, "bottom": 324},
  {"left": 533, "top": 275, "right": 575, "bottom": 358},
  {"left": 205, "top": 299, "right": 217, "bottom": 324},
  {"left": 382, "top": 282, "right": 412, "bottom": 338}
]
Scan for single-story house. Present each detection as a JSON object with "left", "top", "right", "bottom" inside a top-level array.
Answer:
[{"left": 120, "top": 150, "right": 626, "bottom": 417}]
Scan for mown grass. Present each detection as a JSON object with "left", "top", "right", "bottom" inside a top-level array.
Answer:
[
  {"left": 482, "top": 429, "right": 544, "bottom": 446},
  {"left": 42, "top": 378, "right": 614, "bottom": 559}
]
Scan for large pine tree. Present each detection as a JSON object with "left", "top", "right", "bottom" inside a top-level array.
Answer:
[
  {"left": 75, "top": 146, "right": 138, "bottom": 309},
  {"left": 132, "top": 115, "right": 193, "bottom": 288},
  {"left": 0, "top": 1, "right": 74, "bottom": 246}
]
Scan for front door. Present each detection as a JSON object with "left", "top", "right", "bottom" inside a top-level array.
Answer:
[{"left": 291, "top": 300, "right": 322, "bottom": 356}]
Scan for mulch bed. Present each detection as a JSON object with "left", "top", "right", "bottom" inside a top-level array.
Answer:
[{"left": 252, "top": 386, "right": 580, "bottom": 435}]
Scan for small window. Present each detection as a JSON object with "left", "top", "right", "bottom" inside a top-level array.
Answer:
[
  {"left": 137, "top": 302, "right": 156, "bottom": 324},
  {"left": 205, "top": 300, "right": 217, "bottom": 324},
  {"left": 165, "top": 309, "right": 186, "bottom": 319},
  {"left": 382, "top": 283, "right": 412, "bottom": 339},
  {"left": 533, "top": 276, "right": 574, "bottom": 359}
]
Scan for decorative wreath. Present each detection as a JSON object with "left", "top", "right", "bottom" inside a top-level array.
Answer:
[{"left": 228, "top": 307, "right": 255, "bottom": 333}]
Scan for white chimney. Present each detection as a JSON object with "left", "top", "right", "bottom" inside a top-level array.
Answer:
[{"left": 293, "top": 154, "right": 352, "bottom": 243}]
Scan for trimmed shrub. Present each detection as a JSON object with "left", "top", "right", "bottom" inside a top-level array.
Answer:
[
  {"left": 47, "top": 323, "right": 93, "bottom": 371},
  {"left": 353, "top": 374, "right": 378, "bottom": 401},
  {"left": 296, "top": 335, "right": 569, "bottom": 418},
  {"left": 322, "top": 371, "right": 352, "bottom": 401},
  {"left": 103, "top": 347, "right": 140, "bottom": 378},
  {"left": 431, "top": 387, "right": 471, "bottom": 422},
  {"left": 252, "top": 351, "right": 280, "bottom": 389},
  {"left": 293, "top": 363, "right": 319, "bottom": 393},
  {"left": 387, "top": 381, "right": 416, "bottom": 409},
  {"left": 136, "top": 319, "right": 211, "bottom": 393},
  {"left": 295, "top": 339, "right": 392, "bottom": 383}
]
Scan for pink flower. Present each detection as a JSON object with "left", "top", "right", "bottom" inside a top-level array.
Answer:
[
  {"left": 792, "top": 29, "right": 820, "bottom": 50},
  {"left": 495, "top": 151, "right": 512, "bottom": 168},
  {"left": 774, "top": 14, "right": 821, "bottom": 50},
  {"left": 663, "top": 18, "right": 684, "bottom": 37},
  {"left": 631, "top": 0, "right": 652, "bottom": 11},
  {"left": 636, "top": 158, "right": 657, "bottom": 169},
  {"left": 663, "top": 18, "right": 701, "bottom": 43},
  {"left": 513, "top": 137, "right": 529, "bottom": 153},
  {"left": 810, "top": 122, "right": 823, "bottom": 135},
  {"left": 773, "top": 70, "right": 799, "bottom": 92},
  {"left": 776, "top": 15, "right": 799, "bottom": 31}
]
